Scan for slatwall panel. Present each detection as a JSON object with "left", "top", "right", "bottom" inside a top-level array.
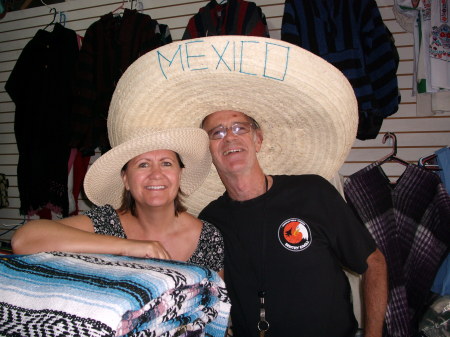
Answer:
[{"left": 0, "top": 0, "right": 449, "bottom": 244}]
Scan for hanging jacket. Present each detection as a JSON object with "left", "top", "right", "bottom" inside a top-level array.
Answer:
[
  {"left": 5, "top": 23, "right": 79, "bottom": 216},
  {"left": 70, "top": 9, "right": 170, "bottom": 156},
  {"left": 281, "top": 0, "right": 400, "bottom": 140},
  {"left": 182, "top": 0, "right": 270, "bottom": 39}
]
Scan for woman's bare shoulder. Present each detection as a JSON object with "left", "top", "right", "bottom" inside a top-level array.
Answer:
[{"left": 58, "top": 214, "right": 95, "bottom": 232}]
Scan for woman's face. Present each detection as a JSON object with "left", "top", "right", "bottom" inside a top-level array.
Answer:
[{"left": 121, "top": 150, "right": 182, "bottom": 210}]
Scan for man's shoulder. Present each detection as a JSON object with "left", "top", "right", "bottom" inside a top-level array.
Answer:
[
  {"left": 275, "top": 174, "right": 330, "bottom": 187},
  {"left": 272, "top": 175, "right": 339, "bottom": 200},
  {"left": 199, "top": 195, "right": 227, "bottom": 221}
]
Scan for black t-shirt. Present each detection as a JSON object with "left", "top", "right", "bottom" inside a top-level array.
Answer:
[{"left": 199, "top": 175, "right": 377, "bottom": 337}]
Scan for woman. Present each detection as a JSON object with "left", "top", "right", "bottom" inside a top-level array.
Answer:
[{"left": 11, "top": 127, "right": 224, "bottom": 277}]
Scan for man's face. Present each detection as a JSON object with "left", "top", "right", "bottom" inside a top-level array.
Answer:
[{"left": 202, "top": 110, "right": 262, "bottom": 176}]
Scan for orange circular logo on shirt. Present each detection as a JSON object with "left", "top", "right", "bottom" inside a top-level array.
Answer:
[{"left": 278, "top": 218, "right": 312, "bottom": 251}]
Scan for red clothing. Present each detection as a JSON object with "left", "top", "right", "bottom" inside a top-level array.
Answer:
[{"left": 182, "top": 0, "right": 270, "bottom": 40}]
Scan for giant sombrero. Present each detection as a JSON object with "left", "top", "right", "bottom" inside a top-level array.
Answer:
[{"left": 106, "top": 35, "right": 358, "bottom": 216}]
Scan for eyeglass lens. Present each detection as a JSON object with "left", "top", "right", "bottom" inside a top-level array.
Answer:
[{"left": 208, "top": 122, "right": 253, "bottom": 140}]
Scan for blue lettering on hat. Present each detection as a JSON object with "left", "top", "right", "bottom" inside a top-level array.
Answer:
[
  {"left": 264, "top": 42, "right": 289, "bottom": 81},
  {"left": 185, "top": 40, "right": 208, "bottom": 71},
  {"left": 239, "top": 41, "right": 258, "bottom": 76},
  {"left": 212, "top": 41, "right": 233, "bottom": 71},
  {"left": 157, "top": 39, "right": 290, "bottom": 81},
  {"left": 157, "top": 45, "right": 184, "bottom": 79}
]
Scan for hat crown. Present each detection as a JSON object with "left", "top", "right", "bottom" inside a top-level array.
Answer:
[{"left": 112, "top": 127, "right": 161, "bottom": 148}]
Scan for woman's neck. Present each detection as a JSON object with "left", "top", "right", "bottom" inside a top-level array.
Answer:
[{"left": 126, "top": 204, "right": 181, "bottom": 238}]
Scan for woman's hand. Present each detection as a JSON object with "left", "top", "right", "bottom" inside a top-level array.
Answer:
[{"left": 121, "top": 239, "right": 172, "bottom": 260}]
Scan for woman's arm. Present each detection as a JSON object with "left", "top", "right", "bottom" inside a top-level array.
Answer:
[
  {"left": 12, "top": 215, "right": 96, "bottom": 254},
  {"left": 11, "top": 216, "right": 171, "bottom": 259}
]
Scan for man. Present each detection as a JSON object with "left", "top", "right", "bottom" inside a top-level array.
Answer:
[
  {"left": 199, "top": 110, "right": 387, "bottom": 337},
  {"left": 105, "top": 35, "right": 388, "bottom": 337}
]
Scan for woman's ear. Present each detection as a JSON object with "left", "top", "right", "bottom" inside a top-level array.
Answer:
[{"left": 121, "top": 171, "right": 130, "bottom": 191}]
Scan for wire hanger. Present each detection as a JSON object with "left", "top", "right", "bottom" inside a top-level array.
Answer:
[
  {"left": 131, "top": 0, "right": 144, "bottom": 11},
  {"left": 43, "top": 7, "right": 57, "bottom": 31},
  {"left": 112, "top": 0, "right": 127, "bottom": 14},
  {"left": 41, "top": 0, "right": 60, "bottom": 31},
  {"left": 59, "top": 11, "right": 66, "bottom": 26},
  {"left": 376, "top": 132, "right": 410, "bottom": 167},
  {"left": 40, "top": 0, "right": 58, "bottom": 13},
  {"left": 40, "top": 0, "right": 52, "bottom": 9},
  {"left": 418, "top": 153, "right": 441, "bottom": 171}
]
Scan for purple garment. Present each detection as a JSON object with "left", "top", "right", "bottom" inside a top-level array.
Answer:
[{"left": 344, "top": 163, "right": 450, "bottom": 337}]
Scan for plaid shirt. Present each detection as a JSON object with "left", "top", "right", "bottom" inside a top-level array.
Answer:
[{"left": 344, "top": 163, "right": 450, "bottom": 337}]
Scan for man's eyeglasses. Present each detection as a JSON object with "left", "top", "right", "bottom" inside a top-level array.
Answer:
[{"left": 207, "top": 122, "right": 256, "bottom": 140}]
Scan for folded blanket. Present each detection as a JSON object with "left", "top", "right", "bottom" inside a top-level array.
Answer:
[{"left": 0, "top": 252, "right": 230, "bottom": 337}]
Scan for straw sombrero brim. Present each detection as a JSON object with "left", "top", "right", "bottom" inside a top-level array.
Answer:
[
  {"left": 83, "top": 128, "right": 211, "bottom": 209},
  {"left": 107, "top": 36, "right": 358, "bottom": 215}
]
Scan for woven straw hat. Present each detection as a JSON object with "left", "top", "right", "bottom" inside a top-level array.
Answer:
[
  {"left": 83, "top": 127, "right": 211, "bottom": 209},
  {"left": 107, "top": 36, "right": 358, "bottom": 216}
]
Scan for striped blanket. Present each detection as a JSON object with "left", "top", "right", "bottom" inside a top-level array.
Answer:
[{"left": 0, "top": 252, "right": 230, "bottom": 337}]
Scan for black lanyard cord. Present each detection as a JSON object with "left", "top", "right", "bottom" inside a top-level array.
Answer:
[{"left": 258, "top": 175, "right": 270, "bottom": 335}]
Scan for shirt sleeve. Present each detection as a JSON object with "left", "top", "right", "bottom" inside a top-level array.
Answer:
[
  {"left": 314, "top": 175, "right": 377, "bottom": 274},
  {"left": 188, "top": 221, "right": 224, "bottom": 272},
  {"left": 83, "top": 205, "right": 126, "bottom": 238}
]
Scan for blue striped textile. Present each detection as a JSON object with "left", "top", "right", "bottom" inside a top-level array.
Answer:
[
  {"left": 281, "top": 0, "right": 400, "bottom": 140},
  {"left": 0, "top": 252, "right": 230, "bottom": 337}
]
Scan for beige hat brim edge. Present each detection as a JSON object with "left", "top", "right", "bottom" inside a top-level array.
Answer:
[
  {"left": 83, "top": 128, "right": 212, "bottom": 209},
  {"left": 106, "top": 36, "right": 359, "bottom": 215}
]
